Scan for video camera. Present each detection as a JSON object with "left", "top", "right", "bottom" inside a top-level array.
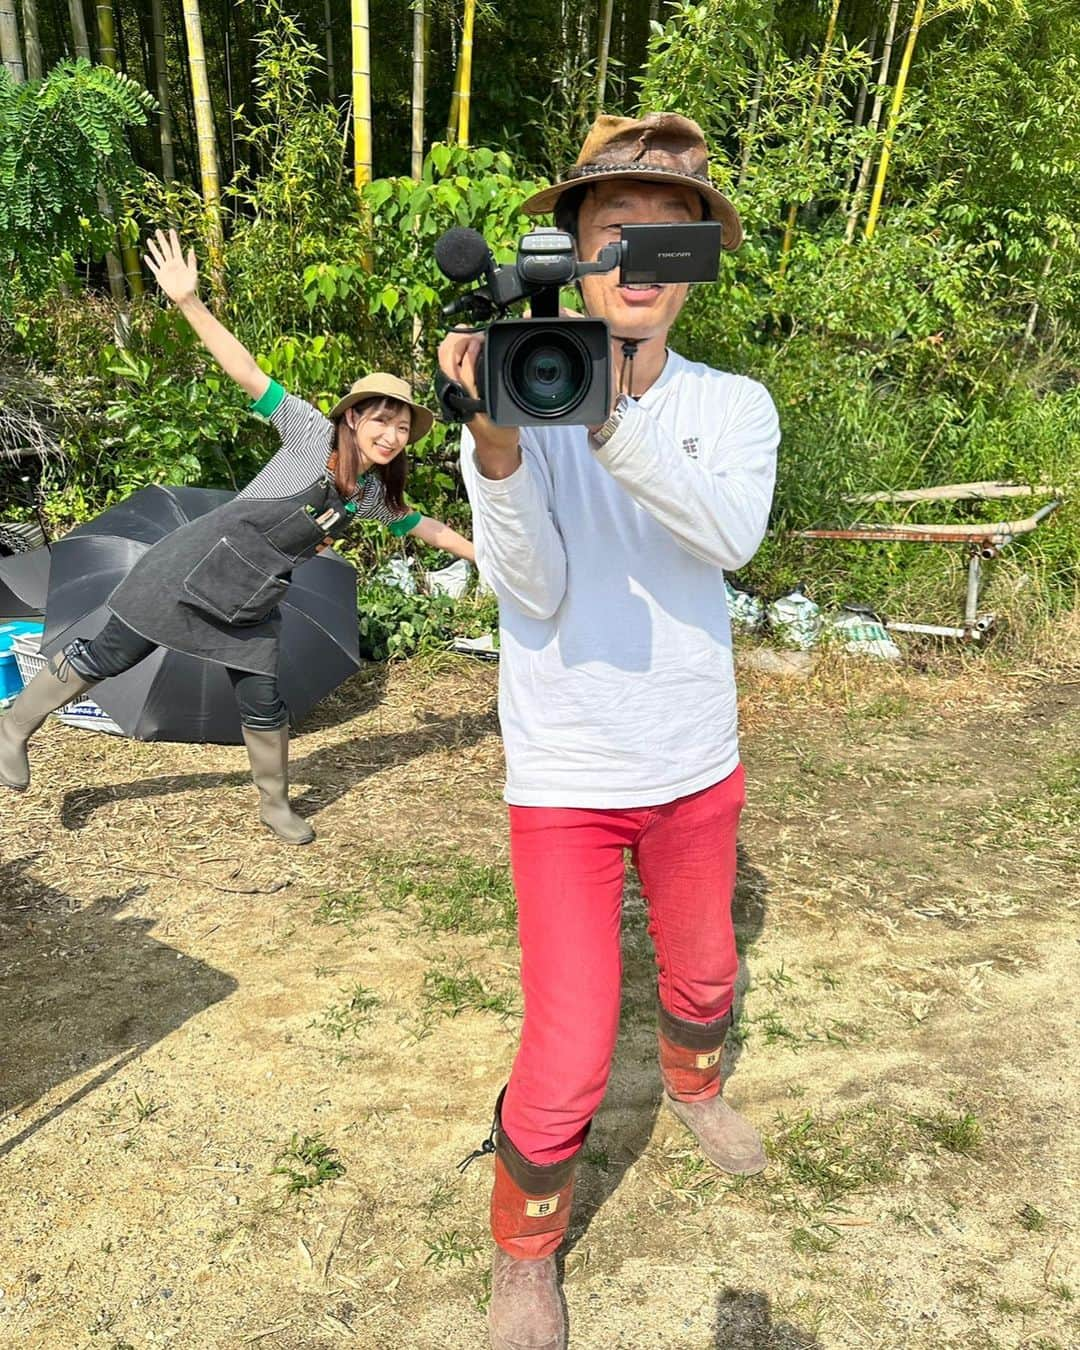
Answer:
[{"left": 434, "top": 221, "right": 725, "bottom": 427}]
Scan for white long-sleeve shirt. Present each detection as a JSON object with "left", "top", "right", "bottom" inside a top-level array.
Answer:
[{"left": 460, "top": 348, "right": 779, "bottom": 807}]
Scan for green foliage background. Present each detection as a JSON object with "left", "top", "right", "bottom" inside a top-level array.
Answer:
[{"left": 1, "top": 0, "right": 1077, "bottom": 650}]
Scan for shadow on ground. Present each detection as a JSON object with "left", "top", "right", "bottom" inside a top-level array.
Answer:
[
  {"left": 58, "top": 705, "right": 497, "bottom": 831},
  {"left": 0, "top": 853, "right": 237, "bottom": 1160},
  {"left": 566, "top": 844, "right": 772, "bottom": 1251},
  {"left": 713, "top": 1288, "right": 824, "bottom": 1347}
]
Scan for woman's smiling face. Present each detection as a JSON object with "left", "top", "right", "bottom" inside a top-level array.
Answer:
[{"left": 349, "top": 399, "right": 413, "bottom": 466}]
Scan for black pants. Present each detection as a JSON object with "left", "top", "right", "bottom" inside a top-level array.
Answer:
[{"left": 64, "top": 615, "right": 289, "bottom": 730}]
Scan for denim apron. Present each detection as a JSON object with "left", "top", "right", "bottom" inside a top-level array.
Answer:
[{"left": 107, "top": 475, "right": 353, "bottom": 676}]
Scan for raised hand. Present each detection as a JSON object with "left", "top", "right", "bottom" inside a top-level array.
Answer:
[{"left": 144, "top": 228, "right": 199, "bottom": 306}]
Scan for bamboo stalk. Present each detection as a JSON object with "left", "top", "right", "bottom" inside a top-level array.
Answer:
[
  {"left": 68, "top": 0, "right": 90, "bottom": 57},
  {"left": 865, "top": 0, "right": 926, "bottom": 241},
  {"left": 0, "top": 0, "right": 26, "bottom": 79},
  {"left": 97, "top": 0, "right": 144, "bottom": 297},
  {"left": 839, "top": 24, "right": 875, "bottom": 208},
  {"left": 595, "top": 0, "right": 614, "bottom": 114},
  {"left": 409, "top": 0, "right": 426, "bottom": 365},
  {"left": 324, "top": 0, "right": 335, "bottom": 100},
  {"left": 778, "top": 0, "right": 841, "bottom": 275},
  {"left": 135, "top": 0, "right": 152, "bottom": 86},
  {"left": 167, "top": 0, "right": 196, "bottom": 169},
  {"left": 94, "top": 188, "right": 128, "bottom": 306},
  {"left": 457, "top": 0, "right": 475, "bottom": 147},
  {"left": 1021, "top": 237, "right": 1057, "bottom": 349},
  {"left": 351, "top": 0, "right": 371, "bottom": 186},
  {"left": 846, "top": 482, "right": 1052, "bottom": 505},
  {"left": 21, "top": 0, "right": 42, "bottom": 79},
  {"left": 737, "top": 59, "right": 765, "bottom": 188},
  {"left": 410, "top": 0, "right": 425, "bottom": 179},
  {"left": 446, "top": 19, "right": 460, "bottom": 143},
  {"left": 150, "top": 0, "right": 175, "bottom": 180},
  {"left": 181, "top": 0, "right": 225, "bottom": 295},
  {"left": 95, "top": 0, "right": 114, "bottom": 65},
  {"left": 65, "top": 0, "right": 127, "bottom": 306},
  {"left": 846, "top": 0, "right": 899, "bottom": 242}
]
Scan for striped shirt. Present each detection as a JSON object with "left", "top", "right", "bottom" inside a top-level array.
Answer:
[{"left": 239, "top": 380, "right": 421, "bottom": 537}]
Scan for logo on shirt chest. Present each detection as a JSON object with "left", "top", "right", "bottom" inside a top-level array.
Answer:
[{"left": 682, "top": 436, "right": 701, "bottom": 460}]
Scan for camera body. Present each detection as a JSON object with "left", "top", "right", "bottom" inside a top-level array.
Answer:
[
  {"left": 482, "top": 316, "right": 612, "bottom": 427},
  {"left": 435, "top": 221, "right": 724, "bottom": 428}
]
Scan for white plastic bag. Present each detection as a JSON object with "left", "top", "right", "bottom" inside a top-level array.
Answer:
[
  {"left": 767, "top": 588, "right": 822, "bottom": 650},
  {"left": 374, "top": 555, "right": 417, "bottom": 594},
  {"left": 724, "top": 580, "right": 765, "bottom": 633},
  {"left": 425, "top": 558, "right": 472, "bottom": 598},
  {"left": 827, "top": 605, "right": 902, "bottom": 661}
]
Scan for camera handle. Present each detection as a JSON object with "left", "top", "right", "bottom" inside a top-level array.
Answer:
[{"left": 435, "top": 368, "right": 486, "bottom": 424}]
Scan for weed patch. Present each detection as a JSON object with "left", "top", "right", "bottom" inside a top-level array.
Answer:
[
  {"left": 424, "top": 1229, "right": 485, "bottom": 1268},
  {"left": 310, "top": 983, "right": 381, "bottom": 1041},
  {"left": 768, "top": 1107, "right": 900, "bottom": 1209},
  {"left": 657, "top": 1146, "right": 726, "bottom": 1210},
  {"left": 913, "top": 1109, "right": 983, "bottom": 1155},
  {"left": 314, "top": 890, "right": 368, "bottom": 926},
  {"left": 422, "top": 962, "right": 519, "bottom": 1020},
  {"left": 1016, "top": 1203, "right": 1047, "bottom": 1232},
  {"left": 316, "top": 850, "right": 516, "bottom": 938},
  {"left": 271, "top": 1133, "right": 346, "bottom": 1197}
]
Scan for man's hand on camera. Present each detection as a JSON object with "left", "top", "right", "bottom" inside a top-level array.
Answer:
[{"left": 437, "top": 331, "right": 521, "bottom": 480}]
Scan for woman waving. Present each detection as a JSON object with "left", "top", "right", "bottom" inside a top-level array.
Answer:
[{"left": 0, "top": 231, "right": 473, "bottom": 844}]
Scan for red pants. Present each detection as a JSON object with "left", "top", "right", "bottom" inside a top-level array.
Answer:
[{"left": 501, "top": 765, "right": 746, "bottom": 1165}]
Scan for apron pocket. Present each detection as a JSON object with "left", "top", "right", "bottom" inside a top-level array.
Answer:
[
  {"left": 181, "top": 538, "right": 289, "bottom": 625},
  {"left": 265, "top": 506, "right": 327, "bottom": 560}
]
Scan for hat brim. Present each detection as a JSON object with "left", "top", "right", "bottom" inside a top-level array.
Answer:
[
  {"left": 327, "top": 392, "right": 436, "bottom": 444},
  {"left": 523, "top": 170, "right": 744, "bottom": 251}
]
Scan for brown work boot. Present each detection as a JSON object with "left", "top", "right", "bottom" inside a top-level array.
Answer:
[
  {"left": 658, "top": 1001, "right": 767, "bottom": 1176},
  {"left": 664, "top": 1093, "right": 767, "bottom": 1175},
  {"left": 483, "top": 1094, "right": 578, "bottom": 1350},
  {"left": 489, "top": 1247, "right": 566, "bottom": 1350}
]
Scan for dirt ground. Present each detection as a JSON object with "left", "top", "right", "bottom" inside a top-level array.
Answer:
[{"left": 1, "top": 652, "right": 1077, "bottom": 1350}]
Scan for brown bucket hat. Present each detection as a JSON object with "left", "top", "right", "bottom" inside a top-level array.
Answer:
[
  {"left": 523, "top": 112, "right": 743, "bottom": 251},
  {"left": 327, "top": 373, "right": 435, "bottom": 443}
]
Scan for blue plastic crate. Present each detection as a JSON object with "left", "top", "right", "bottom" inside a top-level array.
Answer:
[{"left": 0, "top": 621, "right": 45, "bottom": 700}]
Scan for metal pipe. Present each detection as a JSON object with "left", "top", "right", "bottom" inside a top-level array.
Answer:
[
  {"left": 965, "top": 551, "right": 981, "bottom": 625},
  {"left": 1031, "top": 499, "right": 1064, "bottom": 526},
  {"left": 885, "top": 621, "right": 975, "bottom": 640}
]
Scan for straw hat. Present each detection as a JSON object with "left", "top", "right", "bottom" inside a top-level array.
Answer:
[
  {"left": 328, "top": 373, "right": 435, "bottom": 443},
  {"left": 522, "top": 112, "right": 742, "bottom": 251}
]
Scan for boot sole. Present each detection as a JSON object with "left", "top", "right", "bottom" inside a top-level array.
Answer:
[
  {"left": 261, "top": 821, "right": 316, "bottom": 846},
  {"left": 0, "top": 776, "right": 28, "bottom": 793}
]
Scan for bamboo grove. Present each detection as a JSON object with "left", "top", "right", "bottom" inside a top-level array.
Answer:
[{"left": 1, "top": 0, "right": 1078, "bottom": 630}]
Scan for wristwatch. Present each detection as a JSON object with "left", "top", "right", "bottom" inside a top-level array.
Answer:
[{"left": 589, "top": 394, "right": 631, "bottom": 450}]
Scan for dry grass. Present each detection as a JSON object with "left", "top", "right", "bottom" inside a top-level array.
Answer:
[{"left": 0, "top": 652, "right": 1077, "bottom": 1349}]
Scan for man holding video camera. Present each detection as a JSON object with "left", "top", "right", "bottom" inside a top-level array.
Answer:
[{"left": 438, "top": 112, "right": 780, "bottom": 1350}]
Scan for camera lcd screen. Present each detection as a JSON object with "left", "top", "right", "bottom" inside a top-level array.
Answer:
[{"left": 619, "top": 222, "right": 724, "bottom": 286}]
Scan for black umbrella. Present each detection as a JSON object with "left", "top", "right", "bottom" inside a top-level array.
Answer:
[
  {"left": 37, "top": 485, "right": 360, "bottom": 744},
  {"left": 0, "top": 544, "right": 49, "bottom": 619}
]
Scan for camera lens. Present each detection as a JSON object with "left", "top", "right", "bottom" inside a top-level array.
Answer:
[{"left": 505, "top": 328, "right": 591, "bottom": 418}]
